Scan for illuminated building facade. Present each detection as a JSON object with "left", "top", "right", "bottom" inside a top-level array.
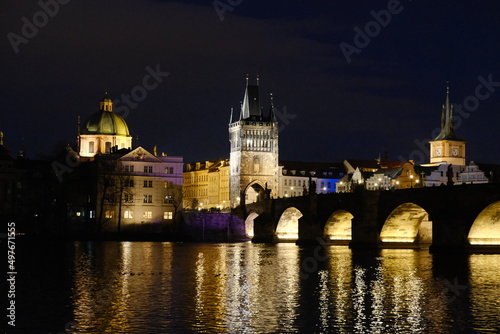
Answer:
[
  {"left": 69, "top": 146, "right": 184, "bottom": 232},
  {"left": 183, "top": 159, "right": 230, "bottom": 210}
]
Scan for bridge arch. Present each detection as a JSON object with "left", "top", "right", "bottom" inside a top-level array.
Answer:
[
  {"left": 323, "top": 209, "right": 353, "bottom": 243},
  {"left": 276, "top": 207, "right": 302, "bottom": 241},
  {"left": 243, "top": 180, "right": 266, "bottom": 204},
  {"left": 380, "top": 202, "right": 432, "bottom": 246},
  {"left": 468, "top": 201, "right": 500, "bottom": 245},
  {"left": 244, "top": 211, "right": 259, "bottom": 238}
]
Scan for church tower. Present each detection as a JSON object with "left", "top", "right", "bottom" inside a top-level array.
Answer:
[
  {"left": 429, "top": 84, "right": 466, "bottom": 165},
  {"left": 229, "top": 77, "right": 279, "bottom": 207}
]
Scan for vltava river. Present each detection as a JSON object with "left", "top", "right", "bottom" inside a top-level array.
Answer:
[{"left": 10, "top": 241, "right": 500, "bottom": 333}]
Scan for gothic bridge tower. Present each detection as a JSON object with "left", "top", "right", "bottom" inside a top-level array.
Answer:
[{"left": 229, "top": 77, "right": 279, "bottom": 207}]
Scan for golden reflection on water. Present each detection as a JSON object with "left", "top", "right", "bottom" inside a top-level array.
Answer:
[
  {"left": 68, "top": 242, "right": 500, "bottom": 333},
  {"left": 191, "top": 243, "right": 300, "bottom": 333},
  {"left": 469, "top": 254, "right": 500, "bottom": 329}
]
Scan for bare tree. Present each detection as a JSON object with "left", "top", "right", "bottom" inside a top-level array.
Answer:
[
  {"left": 95, "top": 156, "right": 134, "bottom": 234},
  {"left": 164, "top": 181, "right": 184, "bottom": 222}
]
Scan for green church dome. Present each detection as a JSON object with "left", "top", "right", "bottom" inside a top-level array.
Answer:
[{"left": 81, "top": 95, "right": 130, "bottom": 136}]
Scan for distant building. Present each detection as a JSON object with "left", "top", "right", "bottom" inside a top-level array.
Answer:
[
  {"left": 184, "top": 159, "right": 230, "bottom": 210},
  {"left": 280, "top": 161, "right": 344, "bottom": 196},
  {"left": 0, "top": 131, "right": 16, "bottom": 218},
  {"left": 336, "top": 159, "right": 418, "bottom": 192},
  {"left": 68, "top": 94, "right": 183, "bottom": 234},
  {"left": 428, "top": 84, "right": 466, "bottom": 167},
  {"left": 457, "top": 161, "right": 489, "bottom": 184},
  {"left": 78, "top": 95, "right": 132, "bottom": 161},
  {"left": 69, "top": 147, "right": 183, "bottom": 233}
]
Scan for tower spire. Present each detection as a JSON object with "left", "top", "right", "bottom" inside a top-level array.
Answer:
[
  {"left": 241, "top": 76, "right": 262, "bottom": 120},
  {"left": 434, "top": 82, "right": 462, "bottom": 141}
]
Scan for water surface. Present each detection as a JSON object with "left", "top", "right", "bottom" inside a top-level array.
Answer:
[{"left": 10, "top": 241, "right": 500, "bottom": 333}]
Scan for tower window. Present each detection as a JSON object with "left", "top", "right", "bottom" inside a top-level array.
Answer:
[
  {"left": 253, "top": 156, "right": 260, "bottom": 173},
  {"left": 88, "top": 141, "right": 95, "bottom": 154},
  {"left": 105, "top": 142, "right": 112, "bottom": 153}
]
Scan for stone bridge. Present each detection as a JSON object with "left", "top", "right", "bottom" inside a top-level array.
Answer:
[{"left": 242, "top": 183, "right": 500, "bottom": 252}]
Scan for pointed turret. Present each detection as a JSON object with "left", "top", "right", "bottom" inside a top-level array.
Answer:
[
  {"left": 240, "top": 76, "right": 263, "bottom": 120},
  {"left": 229, "top": 106, "right": 234, "bottom": 124},
  {"left": 268, "top": 93, "right": 277, "bottom": 122},
  {"left": 434, "top": 83, "right": 462, "bottom": 141}
]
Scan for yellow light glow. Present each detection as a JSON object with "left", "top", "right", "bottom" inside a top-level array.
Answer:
[
  {"left": 380, "top": 203, "right": 430, "bottom": 245},
  {"left": 276, "top": 207, "right": 302, "bottom": 240},
  {"left": 468, "top": 201, "right": 500, "bottom": 245},
  {"left": 324, "top": 209, "right": 353, "bottom": 241}
]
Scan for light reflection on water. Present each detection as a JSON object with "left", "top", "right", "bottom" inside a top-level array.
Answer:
[{"left": 15, "top": 241, "right": 500, "bottom": 333}]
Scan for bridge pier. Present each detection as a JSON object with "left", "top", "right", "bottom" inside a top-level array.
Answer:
[
  {"left": 251, "top": 213, "right": 276, "bottom": 243},
  {"left": 349, "top": 190, "right": 380, "bottom": 249},
  {"left": 296, "top": 214, "right": 323, "bottom": 245},
  {"left": 429, "top": 217, "right": 469, "bottom": 253}
]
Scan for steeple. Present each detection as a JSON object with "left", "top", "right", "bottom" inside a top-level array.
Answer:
[
  {"left": 434, "top": 83, "right": 462, "bottom": 141},
  {"left": 240, "top": 76, "right": 263, "bottom": 120}
]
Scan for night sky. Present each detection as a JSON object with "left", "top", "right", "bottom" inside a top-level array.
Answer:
[{"left": 2, "top": 0, "right": 500, "bottom": 165}]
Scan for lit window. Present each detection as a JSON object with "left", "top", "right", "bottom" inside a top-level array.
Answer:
[
  {"left": 105, "top": 210, "right": 114, "bottom": 218},
  {"left": 124, "top": 210, "right": 134, "bottom": 219},
  {"left": 143, "top": 211, "right": 153, "bottom": 219}
]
